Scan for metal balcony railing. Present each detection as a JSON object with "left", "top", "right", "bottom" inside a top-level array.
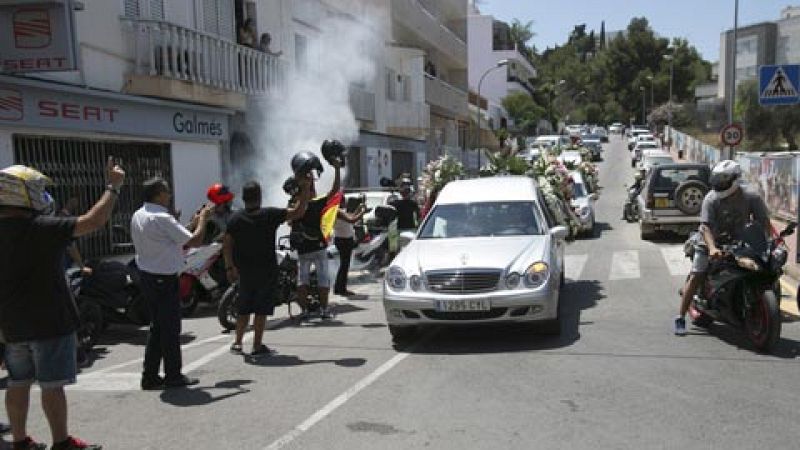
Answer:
[{"left": 122, "top": 18, "right": 286, "bottom": 95}]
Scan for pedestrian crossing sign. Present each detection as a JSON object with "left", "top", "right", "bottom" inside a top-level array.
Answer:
[{"left": 759, "top": 64, "right": 800, "bottom": 105}]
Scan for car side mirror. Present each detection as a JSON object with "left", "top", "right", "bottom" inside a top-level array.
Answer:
[
  {"left": 399, "top": 231, "right": 416, "bottom": 241},
  {"left": 550, "top": 225, "right": 568, "bottom": 240},
  {"left": 590, "top": 193, "right": 599, "bottom": 201}
]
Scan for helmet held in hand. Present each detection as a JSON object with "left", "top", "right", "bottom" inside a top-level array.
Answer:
[
  {"left": 321, "top": 140, "right": 346, "bottom": 167},
  {"left": 0, "top": 165, "right": 53, "bottom": 213},
  {"left": 283, "top": 176, "right": 300, "bottom": 197},
  {"left": 291, "top": 151, "right": 324, "bottom": 177}
]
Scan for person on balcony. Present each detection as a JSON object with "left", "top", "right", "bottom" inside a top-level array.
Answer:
[
  {"left": 238, "top": 19, "right": 257, "bottom": 48},
  {"left": 258, "top": 33, "right": 283, "bottom": 57}
]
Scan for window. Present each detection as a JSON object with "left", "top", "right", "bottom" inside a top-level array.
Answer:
[
  {"left": 295, "top": 33, "right": 308, "bottom": 72},
  {"left": 386, "top": 68, "right": 397, "bottom": 101},
  {"left": 418, "top": 202, "right": 543, "bottom": 239},
  {"left": 124, "top": 0, "right": 165, "bottom": 20},
  {"left": 203, "top": 0, "right": 235, "bottom": 40}
]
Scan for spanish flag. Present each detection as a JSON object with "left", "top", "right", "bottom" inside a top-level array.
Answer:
[{"left": 320, "top": 191, "right": 344, "bottom": 243}]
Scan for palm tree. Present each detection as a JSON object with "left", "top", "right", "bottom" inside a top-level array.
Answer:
[{"left": 509, "top": 19, "right": 535, "bottom": 62}]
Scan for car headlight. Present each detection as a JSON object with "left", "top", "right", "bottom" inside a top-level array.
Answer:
[
  {"left": 524, "top": 262, "right": 550, "bottom": 288},
  {"left": 409, "top": 275, "right": 423, "bottom": 291},
  {"left": 387, "top": 266, "right": 407, "bottom": 290},
  {"left": 506, "top": 272, "right": 521, "bottom": 289}
]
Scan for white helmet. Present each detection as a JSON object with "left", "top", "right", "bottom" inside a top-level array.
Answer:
[{"left": 710, "top": 160, "right": 741, "bottom": 199}]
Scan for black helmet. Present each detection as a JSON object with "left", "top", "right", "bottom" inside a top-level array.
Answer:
[
  {"left": 291, "top": 151, "right": 323, "bottom": 176},
  {"left": 321, "top": 140, "right": 346, "bottom": 167},
  {"left": 282, "top": 176, "right": 300, "bottom": 197}
]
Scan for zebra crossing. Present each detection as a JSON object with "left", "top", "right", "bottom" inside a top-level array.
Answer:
[{"left": 564, "top": 245, "right": 691, "bottom": 282}]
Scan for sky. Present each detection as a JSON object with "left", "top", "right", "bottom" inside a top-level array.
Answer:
[{"left": 478, "top": 0, "right": 797, "bottom": 62}]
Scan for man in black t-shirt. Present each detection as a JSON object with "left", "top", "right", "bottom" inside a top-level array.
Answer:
[
  {"left": 0, "top": 159, "right": 123, "bottom": 450},
  {"left": 224, "top": 180, "right": 310, "bottom": 356},
  {"left": 389, "top": 185, "right": 420, "bottom": 231}
]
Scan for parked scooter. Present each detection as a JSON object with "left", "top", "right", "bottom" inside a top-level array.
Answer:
[
  {"left": 686, "top": 221, "right": 796, "bottom": 353},
  {"left": 72, "top": 259, "right": 150, "bottom": 349},
  {"left": 179, "top": 242, "right": 226, "bottom": 317}
]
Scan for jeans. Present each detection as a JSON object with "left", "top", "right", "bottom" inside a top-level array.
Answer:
[
  {"left": 140, "top": 272, "right": 183, "bottom": 381},
  {"left": 3, "top": 333, "right": 77, "bottom": 388},
  {"left": 334, "top": 237, "right": 354, "bottom": 292}
]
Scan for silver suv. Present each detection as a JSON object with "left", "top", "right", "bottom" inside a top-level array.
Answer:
[{"left": 636, "top": 163, "right": 710, "bottom": 240}]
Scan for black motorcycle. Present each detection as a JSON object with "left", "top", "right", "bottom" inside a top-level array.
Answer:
[
  {"left": 623, "top": 183, "right": 642, "bottom": 222},
  {"left": 687, "top": 221, "right": 796, "bottom": 353},
  {"left": 217, "top": 236, "right": 322, "bottom": 330},
  {"left": 72, "top": 259, "right": 151, "bottom": 349}
]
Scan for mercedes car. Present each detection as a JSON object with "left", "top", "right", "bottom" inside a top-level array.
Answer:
[{"left": 383, "top": 176, "right": 568, "bottom": 342}]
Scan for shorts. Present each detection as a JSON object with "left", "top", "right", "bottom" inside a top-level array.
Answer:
[
  {"left": 297, "top": 249, "right": 331, "bottom": 288},
  {"left": 3, "top": 333, "right": 77, "bottom": 388},
  {"left": 237, "top": 277, "right": 278, "bottom": 316}
]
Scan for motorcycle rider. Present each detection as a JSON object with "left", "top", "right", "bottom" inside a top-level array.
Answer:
[
  {"left": 189, "top": 183, "right": 235, "bottom": 244},
  {"left": 675, "top": 160, "right": 771, "bottom": 335},
  {"left": 290, "top": 150, "right": 342, "bottom": 320},
  {"left": 622, "top": 171, "right": 645, "bottom": 220}
]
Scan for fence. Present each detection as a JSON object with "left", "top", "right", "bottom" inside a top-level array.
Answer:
[{"left": 667, "top": 127, "right": 800, "bottom": 221}]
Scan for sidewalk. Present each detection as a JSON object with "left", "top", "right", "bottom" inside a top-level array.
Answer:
[{"left": 666, "top": 141, "right": 800, "bottom": 320}]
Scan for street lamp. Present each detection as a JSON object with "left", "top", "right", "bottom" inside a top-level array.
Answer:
[
  {"left": 548, "top": 79, "right": 566, "bottom": 132},
  {"left": 640, "top": 86, "right": 646, "bottom": 124},
  {"left": 476, "top": 59, "right": 509, "bottom": 159}
]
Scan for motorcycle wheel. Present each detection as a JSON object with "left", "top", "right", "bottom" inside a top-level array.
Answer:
[
  {"left": 180, "top": 282, "right": 201, "bottom": 318},
  {"left": 77, "top": 301, "right": 104, "bottom": 351},
  {"left": 745, "top": 289, "right": 781, "bottom": 353},
  {"left": 217, "top": 284, "right": 239, "bottom": 331}
]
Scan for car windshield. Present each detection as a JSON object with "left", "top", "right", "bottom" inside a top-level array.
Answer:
[
  {"left": 418, "top": 201, "right": 543, "bottom": 239},
  {"left": 582, "top": 134, "right": 600, "bottom": 140},
  {"left": 645, "top": 156, "right": 674, "bottom": 167}
]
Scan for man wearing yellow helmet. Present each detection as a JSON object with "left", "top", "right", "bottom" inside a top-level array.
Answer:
[{"left": 0, "top": 157, "right": 124, "bottom": 450}]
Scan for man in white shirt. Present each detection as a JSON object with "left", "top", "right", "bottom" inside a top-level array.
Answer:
[{"left": 131, "top": 178, "right": 212, "bottom": 390}]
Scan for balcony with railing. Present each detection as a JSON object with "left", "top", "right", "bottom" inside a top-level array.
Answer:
[
  {"left": 425, "top": 74, "right": 468, "bottom": 119},
  {"left": 121, "top": 18, "right": 287, "bottom": 109},
  {"left": 392, "top": 0, "right": 467, "bottom": 65}
]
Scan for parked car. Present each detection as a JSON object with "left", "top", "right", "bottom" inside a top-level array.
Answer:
[
  {"left": 608, "top": 123, "right": 624, "bottom": 134},
  {"left": 637, "top": 150, "right": 674, "bottom": 172},
  {"left": 591, "top": 127, "right": 609, "bottom": 143},
  {"left": 627, "top": 128, "right": 651, "bottom": 149},
  {"left": 637, "top": 163, "right": 711, "bottom": 239},
  {"left": 532, "top": 135, "right": 571, "bottom": 150},
  {"left": 383, "top": 176, "right": 569, "bottom": 341},
  {"left": 631, "top": 141, "right": 660, "bottom": 167},
  {"left": 580, "top": 134, "right": 603, "bottom": 161},
  {"left": 570, "top": 171, "right": 598, "bottom": 236}
]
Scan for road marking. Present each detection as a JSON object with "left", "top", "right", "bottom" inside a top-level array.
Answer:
[
  {"left": 609, "top": 250, "right": 640, "bottom": 280},
  {"left": 264, "top": 349, "right": 417, "bottom": 449},
  {"left": 68, "top": 373, "right": 142, "bottom": 391},
  {"left": 660, "top": 246, "right": 691, "bottom": 276},
  {"left": 564, "top": 254, "right": 588, "bottom": 281}
]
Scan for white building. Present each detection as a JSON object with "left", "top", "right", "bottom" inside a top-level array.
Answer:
[{"left": 467, "top": 5, "right": 536, "bottom": 140}]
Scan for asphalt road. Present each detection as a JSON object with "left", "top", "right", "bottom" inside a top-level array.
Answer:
[{"left": 4, "top": 135, "right": 800, "bottom": 450}]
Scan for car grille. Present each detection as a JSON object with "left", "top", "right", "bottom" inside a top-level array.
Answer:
[
  {"left": 422, "top": 308, "right": 508, "bottom": 321},
  {"left": 425, "top": 269, "right": 502, "bottom": 294}
]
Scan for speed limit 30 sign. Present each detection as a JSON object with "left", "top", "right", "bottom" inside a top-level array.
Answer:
[{"left": 720, "top": 123, "right": 744, "bottom": 146}]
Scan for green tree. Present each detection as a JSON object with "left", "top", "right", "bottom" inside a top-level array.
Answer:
[
  {"left": 736, "top": 79, "right": 800, "bottom": 150},
  {"left": 502, "top": 91, "right": 547, "bottom": 135},
  {"left": 509, "top": 19, "right": 536, "bottom": 62}
]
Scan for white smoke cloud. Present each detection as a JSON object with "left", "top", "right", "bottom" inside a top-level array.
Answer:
[{"left": 241, "top": 14, "right": 381, "bottom": 208}]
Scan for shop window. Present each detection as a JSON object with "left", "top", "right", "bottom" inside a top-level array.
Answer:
[{"left": 13, "top": 135, "right": 172, "bottom": 259}]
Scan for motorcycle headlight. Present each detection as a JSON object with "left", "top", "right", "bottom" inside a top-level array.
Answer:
[
  {"left": 524, "top": 262, "right": 550, "bottom": 288},
  {"left": 735, "top": 257, "right": 760, "bottom": 272},
  {"left": 409, "top": 275, "right": 423, "bottom": 291},
  {"left": 387, "top": 266, "right": 407, "bottom": 290},
  {"left": 771, "top": 247, "right": 788, "bottom": 271},
  {"left": 579, "top": 206, "right": 591, "bottom": 217},
  {"left": 506, "top": 272, "right": 521, "bottom": 289}
]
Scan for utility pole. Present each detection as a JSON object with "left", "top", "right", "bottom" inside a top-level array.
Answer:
[{"left": 726, "top": 0, "right": 739, "bottom": 161}]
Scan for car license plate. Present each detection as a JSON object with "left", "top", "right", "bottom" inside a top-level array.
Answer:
[
  {"left": 434, "top": 299, "right": 491, "bottom": 312},
  {"left": 655, "top": 198, "right": 670, "bottom": 208}
]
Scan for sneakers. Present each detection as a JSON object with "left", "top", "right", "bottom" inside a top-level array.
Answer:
[
  {"left": 51, "top": 436, "right": 102, "bottom": 450},
  {"left": 164, "top": 375, "right": 200, "bottom": 388},
  {"left": 250, "top": 344, "right": 274, "bottom": 356},
  {"left": 674, "top": 316, "right": 687, "bottom": 336},
  {"left": 12, "top": 436, "right": 46, "bottom": 450}
]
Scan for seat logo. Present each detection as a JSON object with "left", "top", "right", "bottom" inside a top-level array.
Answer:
[
  {"left": 0, "top": 88, "right": 23, "bottom": 121},
  {"left": 13, "top": 9, "right": 52, "bottom": 49}
]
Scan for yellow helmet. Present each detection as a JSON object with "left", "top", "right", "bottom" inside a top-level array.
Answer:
[{"left": 0, "top": 165, "right": 53, "bottom": 212}]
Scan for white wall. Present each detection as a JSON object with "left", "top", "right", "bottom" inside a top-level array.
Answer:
[{"left": 170, "top": 141, "right": 222, "bottom": 222}]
